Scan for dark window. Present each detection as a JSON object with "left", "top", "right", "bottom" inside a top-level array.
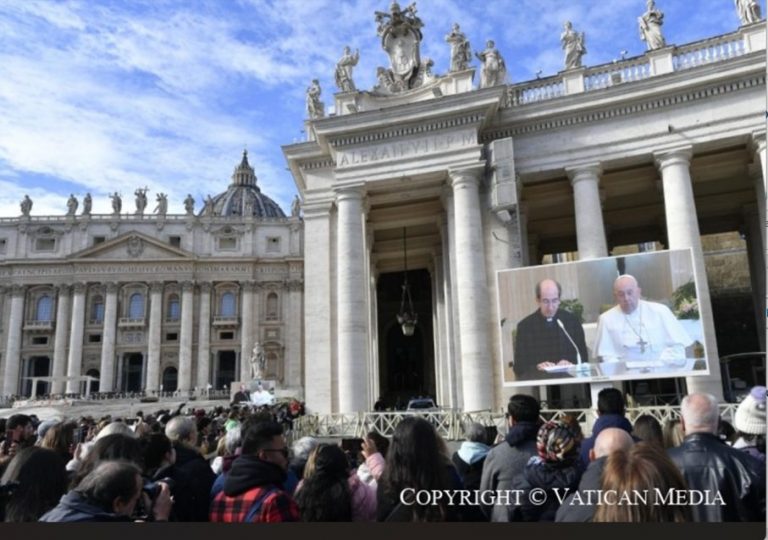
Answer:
[
  {"left": 88, "top": 334, "right": 102, "bottom": 343},
  {"left": 219, "top": 331, "right": 234, "bottom": 340},
  {"left": 166, "top": 332, "right": 178, "bottom": 341},
  {"left": 169, "top": 236, "right": 181, "bottom": 248},
  {"left": 31, "top": 336, "right": 48, "bottom": 345},
  {"left": 93, "top": 236, "right": 106, "bottom": 245}
]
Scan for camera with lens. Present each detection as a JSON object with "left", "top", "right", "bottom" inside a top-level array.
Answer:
[{"left": 142, "top": 477, "right": 175, "bottom": 498}]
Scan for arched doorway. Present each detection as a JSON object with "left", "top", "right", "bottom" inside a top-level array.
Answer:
[
  {"left": 376, "top": 269, "right": 435, "bottom": 409},
  {"left": 215, "top": 350, "right": 236, "bottom": 390},
  {"left": 162, "top": 367, "right": 178, "bottom": 392},
  {"left": 24, "top": 356, "right": 50, "bottom": 397},
  {"left": 121, "top": 353, "right": 144, "bottom": 392}
]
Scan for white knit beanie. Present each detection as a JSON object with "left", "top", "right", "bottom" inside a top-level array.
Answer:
[{"left": 734, "top": 386, "right": 766, "bottom": 435}]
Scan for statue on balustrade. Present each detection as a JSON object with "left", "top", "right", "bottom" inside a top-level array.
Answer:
[
  {"left": 134, "top": 187, "right": 148, "bottom": 215},
  {"left": 638, "top": 0, "right": 666, "bottom": 51},
  {"left": 184, "top": 194, "right": 195, "bottom": 215},
  {"left": 335, "top": 46, "right": 360, "bottom": 92},
  {"left": 445, "top": 23, "right": 472, "bottom": 72},
  {"left": 476, "top": 40, "right": 507, "bottom": 88},
  {"left": 306, "top": 79, "right": 325, "bottom": 119},
  {"left": 154, "top": 193, "right": 168, "bottom": 216},
  {"left": 291, "top": 195, "right": 301, "bottom": 217},
  {"left": 20, "top": 195, "right": 32, "bottom": 216},
  {"left": 735, "top": 0, "right": 762, "bottom": 25},
  {"left": 66, "top": 194, "right": 78, "bottom": 216},
  {"left": 82, "top": 193, "right": 92, "bottom": 216},
  {"left": 561, "top": 21, "right": 586, "bottom": 70},
  {"left": 110, "top": 192, "right": 122, "bottom": 214}
]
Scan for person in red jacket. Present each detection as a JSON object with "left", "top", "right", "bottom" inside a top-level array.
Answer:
[{"left": 210, "top": 421, "right": 299, "bottom": 523}]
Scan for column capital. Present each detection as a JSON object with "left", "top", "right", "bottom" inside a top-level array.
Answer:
[
  {"left": 72, "top": 282, "right": 88, "bottom": 295},
  {"left": 334, "top": 184, "right": 366, "bottom": 202},
  {"left": 149, "top": 281, "right": 164, "bottom": 294},
  {"left": 180, "top": 281, "right": 195, "bottom": 292},
  {"left": 565, "top": 163, "right": 603, "bottom": 186},
  {"left": 287, "top": 279, "right": 303, "bottom": 292},
  {"left": 448, "top": 165, "right": 484, "bottom": 188},
  {"left": 10, "top": 284, "right": 27, "bottom": 296},
  {"left": 653, "top": 147, "right": 693, "bottom": 171},
  {"left": 751, "top": 130, "right": 767, "bottom": 153},
  {"left": 104, "top": 281, "right": 119, "bottom": 294},
  {"left": 240, "top": 280, "right": 257, "bottom": 293},
  {"left": 301, "top": 199, "right": 334, "bottom": 220},
  {"left": 55, "top": 284, "right": 71, "bottom": 296},
  {"left": 198, "top": 282, "right": 212, "bottom": 294}
]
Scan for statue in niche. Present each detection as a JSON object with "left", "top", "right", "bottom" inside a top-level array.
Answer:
[
  {"left": 638, "top": 0, "right": 666, "bottom": 51},
  {"left": 81, "top": 193, "right": 92, "bottom": 216},
  {"left": 250, "top": 341, "right": 266, "bottom": 379},
  {"left": 335, "top": 46, "right": 360, "bottom": 92},
  {"left": 20, "top": 195, "right": 32, "bottom": 216},
  {"left": 184, "top": 194, "right": 195, "bottom": 215},
  {"left": 291, "top": 195, "right": 301, "bottom": 217},
  {"left": 373, "top": 2, "right": 435, "bottom": 94},
  {"left": 476, "top": 40, "right": 507, "bottom": 88},
  {"left": 306, "top": 79, "right": 325, "bottom": 119},
  {"left": 445, "top": 23, "right": 472, "bottom": 72},
  {"left": 134, "top": 187, "right": 148, "bottom": 215},
  {"left": 735, "top": 0, "right": 762, "bottom": 25},
  {"left": 561, "top": 21, "right": 586, "bottom": 70},
  {"left": 110, "top": 192, "right": 122, "bottom": 214},
  {"left": 66, "top": 194, "right": 78, "bottom": 216},
  {"left": 154, "top": 193, "right": 168, "bottom": 216}
]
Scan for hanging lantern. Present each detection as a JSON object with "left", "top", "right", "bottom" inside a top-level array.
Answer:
[{"left": 397, "top": 227, "right": 418, "bottom": 336}]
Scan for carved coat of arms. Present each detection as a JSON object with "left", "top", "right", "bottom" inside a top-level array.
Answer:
[{"left": 127, "top": 236, "right": 144, "bottom": 257}]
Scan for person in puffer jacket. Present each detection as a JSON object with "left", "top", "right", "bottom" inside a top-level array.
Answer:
[{"left": 295, "top": 444, "right": 376, "bottom": 521}]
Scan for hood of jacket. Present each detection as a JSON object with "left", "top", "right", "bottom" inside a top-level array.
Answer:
[
  {"left": 223, "top": 454, "right": 287, "bottom": 497},
  {"left": 524, "top": 458, "right": 581, "bottom": 491},
  {"left": 457, "top": 441, "right": 490, "bottom": 465},
  {"left": 506, "top": 421, "right": 540, "bottom": 448}
]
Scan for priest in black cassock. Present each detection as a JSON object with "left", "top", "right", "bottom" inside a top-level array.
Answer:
[{"left": 513, "top": 278, "right": 589, "bottom": 381}]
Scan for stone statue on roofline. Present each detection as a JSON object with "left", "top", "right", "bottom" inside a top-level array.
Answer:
[
  {"left": 184, "top": 194, "right": 195, "bottom": 215},
  {"left": 154, "top": 192, "right": 168, "bottom": 216},
  {"left": 476, "top": 40, "right": 507, "bottom": 88},
  {"left": 446, "top": 23, "right": 472, "bottom": 72},
  {"left": 20, "top": 195, "right": 32, "bottom": 217},
  {"left": 372, "top": 1, "right": 436, "bottom": 95},
  {"left": 335, "top": 46, "right": 360, "bottom": 92},
  {"left": 638, "top": 0, "right": 666, "bottom": 51},
  {"left": 66, "top": 194, "right": 78, "bottom": 216},
  {"left": 291, "top": 195, "right": 301, "bottom": 217},
  {"left": 82, "top": 193, "right": 92, "bottom": 216},
  {"left": 735, "top": 0, "right": 762, "bottom": 25},
  {"left": 110, "top": 192, "right": 122, "bottom": 214},
  {"left": 306, "top": 79, "right": 325, "bottom": 119},
  {"left": 134, "top": 187, "right": 148, "bottom": 215},
  {"left": 561, "top": 21, "right": 586, "bottom": 70}
]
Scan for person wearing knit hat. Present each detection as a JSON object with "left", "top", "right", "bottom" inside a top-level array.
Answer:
[
  {"left": 732, "top": 386, "right": 766, "bottom": 463},
  {"left": 505, "top": 420, "right": 582, "bottom": 522}
]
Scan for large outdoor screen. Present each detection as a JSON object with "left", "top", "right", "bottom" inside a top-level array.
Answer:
[{"left": 497, "top": 249, "right": 709, "bottom": 387}]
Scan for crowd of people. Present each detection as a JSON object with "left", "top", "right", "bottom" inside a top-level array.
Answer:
[{"left": 0, "top": 386, "right": 763, "bottom": 523}]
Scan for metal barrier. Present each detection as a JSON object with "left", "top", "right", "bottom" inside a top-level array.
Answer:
[{"left": 293, "top": 404, "right": 739, "bottom": 440}]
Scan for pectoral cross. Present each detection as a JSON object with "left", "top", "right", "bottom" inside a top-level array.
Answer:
[{"left": 637, "top": 337, "right": 648, "bottom": 354}]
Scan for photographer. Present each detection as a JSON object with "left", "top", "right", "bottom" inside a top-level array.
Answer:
[
  {"left": 140, "top": 432, "right": 195, "bottom": 521},
  {"left": 40, "top": 460, "right": 172, "bottom": 522}
]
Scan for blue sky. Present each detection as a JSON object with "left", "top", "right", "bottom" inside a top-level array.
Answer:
[{"left": 0, "top": 0, "right": 761, "bottom": 217}]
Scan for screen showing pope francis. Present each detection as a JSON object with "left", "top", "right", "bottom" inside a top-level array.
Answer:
[{"left": 497, "top": 249, "right": 709, "bottom": 387}]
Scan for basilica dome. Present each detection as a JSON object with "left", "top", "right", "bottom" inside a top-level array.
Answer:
[{"left": 202, "top": 151, "right": 286, "bottom": 218}]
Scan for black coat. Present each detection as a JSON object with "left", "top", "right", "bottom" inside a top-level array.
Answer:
[
  {"left": 510, "top": 458, "right": 581, "bottom": 522},
  {"left": 39, "top": 492, "right": 132, "bottom": 523},
  {"left": 173, "top": 443, "right": 216, "bottom": 521},
  {"left": 513, "top": 309, "right": 588, "bottom": 381},
  {"left": 668, "top": 433, "right": 766, "bottom": 522},
  {"left": 555, "top": 456, "right": 605, "bottom": 522}
]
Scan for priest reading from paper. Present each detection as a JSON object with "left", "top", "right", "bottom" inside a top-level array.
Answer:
[
  {"left": 594, "top": 274, "right": 694, "bottom": 364},
  {"left": 513, "top": 278, "right": 589, "bottom": 380}
]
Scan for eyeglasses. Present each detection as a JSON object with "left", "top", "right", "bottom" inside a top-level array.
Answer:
[{"left": 262, "top": 448, "right": 289, "bottom": 458}]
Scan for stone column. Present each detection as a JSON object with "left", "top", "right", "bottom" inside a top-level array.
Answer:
[
  {"left": 450, "top": 167, "right": 493, "bottom": 411},
  {"left": 66, "top": 283, "right": 87, "bottom": 394},
  {"left": 284, "top": 280, "right": 303, "bottom": 388},
  {"left": 239, "top": 281, "right": 255, "bottom": 382},
  {"left": 336, "top": 186, "right": 369, "bottom": 412},
  {"left": 302, "top": 201, "right": 334, "bottom": 413},
  {"left": 743, "top": 205, "right": 766, "bottom": 350},
  {"left": 2, "top": 285, "right": 25, "bottom": 396},
  {"left": 51, "top": 284, "right": 71, "bottom": 394},
  {"left": 99, "top": 282, "right": 118, "bottom": 392},
  {"left": 750, "top": 133, "right": 766, "bottom": 251},
  {"left": 145, "top": 282, "right": 163, "bottom": 393},
  {"left": 567, "top": 164, "right": 608, "bottom": 260},
  {"left": 196, "top": 283, "right": 212, "bottom": 389},
  {"left": 440, "top": 195, "right": 460, "bottom": 409},
  {"left": 178, "top": 281, "right": 194, "bottom": 393},
  {"left": 655, "top": 148, "right": 722, "bottom": 398}
]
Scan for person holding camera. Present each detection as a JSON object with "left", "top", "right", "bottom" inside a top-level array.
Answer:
[
  {"left": 40, "top": 460, "right": 173, "bottom": 522},
  {"left": 140, "top": 432, "right": 196, "bottom": 521}
]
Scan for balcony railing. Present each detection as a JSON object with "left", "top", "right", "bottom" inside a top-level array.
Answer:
[
  {"left": 212, "top": 316, "right": 239, "bottom": 327},
  {"left": 118, "top": 317, "right": 145, "bottom": 328},
  {"left": 23, "top": 320, "right": 54, "bottom": 331},
  {"left": 673, "top": 33, "right": 746, "bottom": 71}
]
